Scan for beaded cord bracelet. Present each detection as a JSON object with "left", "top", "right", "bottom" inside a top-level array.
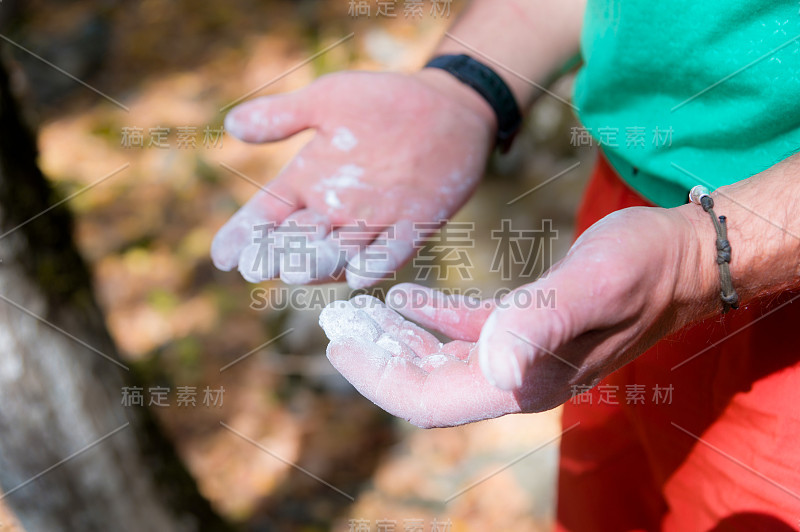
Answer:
[{"left": 689, "top": 185, "right": 740, "bottom": 314}]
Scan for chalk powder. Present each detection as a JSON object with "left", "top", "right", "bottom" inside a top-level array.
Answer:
[
  {"left": 324, "top": 190, "right": 342, "bottom": 208},
  {"left": 320, "top": 299, "right": 457, "bottom": 372},
  {"left": 317, "top": 165, "right": 367, "bottom": 210},
  {"left": 319, "top": 300, "right": 382, "bottom": 343},
  {"left": 331, "top": 127, "right": 359, "bottom": 152}
]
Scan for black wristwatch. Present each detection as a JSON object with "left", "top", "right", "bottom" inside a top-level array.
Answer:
[{"left": 424, "top": 54, "right": 522, "bottom": 153}]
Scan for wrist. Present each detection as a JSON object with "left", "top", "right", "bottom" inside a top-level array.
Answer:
[
  {"left": 420, "top": 55, "right": 523, "bottom": 152},
  {"left": 673, "top": 178, "right": 800, "bottom": 316},
  {"left": 671, "top": 202, "right": 726, "bottom": 320},
  {"left": 412, "top": 68, "right": 497, "bottom": 136}
]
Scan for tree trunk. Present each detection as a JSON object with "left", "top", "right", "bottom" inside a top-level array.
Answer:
[{"left": 0, "top": 49, "right": 231, "bottom": 531}]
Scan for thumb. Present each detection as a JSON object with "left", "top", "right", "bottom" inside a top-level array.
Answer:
[
  {"left": 476, "top": 214, "right": 651, "bottom": 394},
  {"left": 224, "top": 86, "right": 317, "bottom": 143},
  {"left": 477, "top": 281, "right": 580, "bottom": 392}
]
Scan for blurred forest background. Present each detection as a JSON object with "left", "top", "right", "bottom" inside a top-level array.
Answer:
[{"left": 0, "top": 0, "right": 594, "bottom": 530}]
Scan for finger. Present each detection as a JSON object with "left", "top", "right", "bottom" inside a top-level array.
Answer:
[
  {"left": 237, "top": 240, "right": 279, "bottom": 283},
  {"left": 351, "top": 294, "right": 442, "bottom": 356},
  {"left": 475, "top": 221, "right": 644, "bottom": 392},
  {"left": 318, "top": 299, "right": 383, "bottom": 343},
  {"left": 224, "top": 86, "right": 317, "bottom": 143},
  {"left": 342, "top": 216, "right": 454, "bottom": 290},
  {"left": 386, "top": 283, "right": 496, "bottom": 342},
  {"left": 275, "top": 209, "right": 331, "bottom": 240},
  {"left": 270, "top": 209, "right": 334, "bottom": 284},
  {"left": 345, "top": 220, "right": 416, "bottom": 290},
  {"left": 319, "top": 299, "right": 418, "bottom": 361},
  {"left": 440, "top": 340, "right": 473, "bottom": 362},
  {"left": 414, "top": 353, "right": 460, "bottom": 373},
  {"left": 326, "top": 337, "right": 519, "bottom": 428},
  {"left": 376, "top": 333, "right": 417, "bottom": 361},
  {"left": 326, "top": 338, "right": 422, "bottom": 417},
  {"left": 283, "top": 222, "right": 383, "bottom": 285},
  {"left": 279, "top": 233, "right": 348, "bottom": 285},
  {"left": 477, "top": 277, "right": 586, "bottom": 391},
  {"left": 211, "top": 182, "right": 298, "bottom": 272},
  {"left": 240, "top": 207, "right": 327, "bottom": 283}
]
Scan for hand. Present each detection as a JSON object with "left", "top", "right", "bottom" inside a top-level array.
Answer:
[
  {"left": 211, "top": 69, "right": 495, "bottom": 288},
  {"left": 321, "top": 206, "right": 712, "bottom": 427},
  {"left": 319, "top": 289, "right": 518, "bottom": 428}
]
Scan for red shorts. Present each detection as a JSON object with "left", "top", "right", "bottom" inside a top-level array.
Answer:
[{"left": 556, "top": 154, "right": 800, "bottom": 531}]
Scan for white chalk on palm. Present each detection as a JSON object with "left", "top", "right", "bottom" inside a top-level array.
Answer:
[
  {"left": 330, "top": 127, "right": 359, "bottom": 152},
  {"left": 414, "top": 354, "right": 454, "bottom": 372},
  {"left": 376, "top": 333, "right": 416, "bottom": 360},
  {"left": 319, "top": 300, "right": 382, "bottom": 343},
  {"left": 351, "top": 294, "right": 442, "bottom": 355}
]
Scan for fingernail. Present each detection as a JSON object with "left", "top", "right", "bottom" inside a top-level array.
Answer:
[
  {"left": 488, "top": 350, "right": 525, "bottom": 390},
  {"left": 478, "top": 313, "right": 499, "bottom": 386},
  {"left": 503, "top": 335, "right": 534, "bottom": 389},
  {"left": 478, "top": 312, "right": 531, "bottom": 390},
  {"left": 510, "top": 354, "right": 524, "bottom": 388}
]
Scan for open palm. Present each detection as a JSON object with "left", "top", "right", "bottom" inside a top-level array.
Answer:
[{"left": 211, "top": 70, "right": 494, "bottom": 288}]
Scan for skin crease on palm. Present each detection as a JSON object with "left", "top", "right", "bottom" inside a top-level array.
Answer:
[{"left": 211, "top": 70, "right": 495, "bottom": 289}]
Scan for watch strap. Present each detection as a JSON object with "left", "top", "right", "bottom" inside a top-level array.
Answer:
[{"left": 425, "top": 54, "right": 522, "bottom": 152}]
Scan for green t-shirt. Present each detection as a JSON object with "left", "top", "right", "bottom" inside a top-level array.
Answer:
[{"left": 574, "top": 0, "right": 800, "bottom": 207}]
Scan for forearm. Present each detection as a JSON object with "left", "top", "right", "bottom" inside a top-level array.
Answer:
[
  {"left": 676, "top": 153, "right": 800, "bottom": 319},
  {"left": 428, "top": 0, "right": 585, "bottom": 109}
]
